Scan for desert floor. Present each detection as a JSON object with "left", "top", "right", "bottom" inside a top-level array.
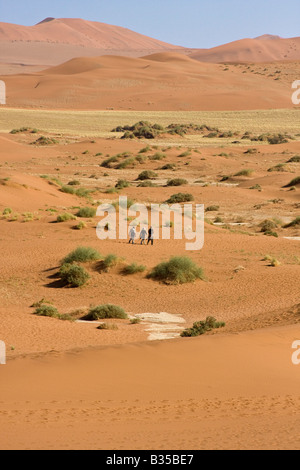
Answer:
[{"left": 0, "top": 109, "right": 299, "bottom": 449}]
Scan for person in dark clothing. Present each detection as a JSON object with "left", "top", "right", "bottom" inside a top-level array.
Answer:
[{"left": 147, "top": 226, "right": 154, "bottom": 245}]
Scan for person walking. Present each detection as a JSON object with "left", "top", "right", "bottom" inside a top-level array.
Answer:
[
  {"left": 147, "top": 226, "right": 154, "bottom": 246},
  {"left": 129, "top": 226, "right": 136, "bottom": 244},
  {"left": 140, "top": 227, "right": 147, "bottom": 245}
]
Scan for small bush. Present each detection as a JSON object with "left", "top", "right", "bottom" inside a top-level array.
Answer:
[
  {"left": 68, "top": 180, "right": 80, "bottom": 186},
  {"left": 260, "top": 219, "right": 277, "bottom": 233},
  {"left": 34, "top": 305, "right": 59, "bottom": 318},
  {"left": 63, "top": 246, "right": 102, "bottom": 264},
  {"left": 60, "top": 185, "right": 75, "bottom": 195},
  {"left": 166, "top": 178, "right": 188, "bottom": 187},
  {"left": 284, "top": 176, "right": 300, "bottom": 187},
  {"left": 137, "top": 170, "right": 158, "bottom": 181},
  {"left": 122, "top": 263, "right": 146, "bottom": 275},
  {"left": 130, "top": 318, "right": 141, "bottom": 324},
  {"left": 3, "top": 208, "right": 12, "bottom": 215},
  {"left": 148, "top": 256, "right": 204, "bottom": 285},
  {"left": 161, "top": 164, "right": 176, "bottom": 170},
  {"left": 166, "top": 193, "right": 194, "bottom": 204},
  {"left": 138, "top": 180, "right": 157, "bottom": 187},
  {"left": 57, "top": 213, "right": 77, "bottom": 223},
  {"left": 59, "top": 263, "right": 90, "bottom": 287},
  {"left": 284, "top": 217, "right": 300, "bottom": 228},
  {"left": 181, "top": 317, "right": 225, "bottom": 337},
  {"left": 102, "top": 254, "right": 119, "bottom": 272},
  {"left": 73, "top": 221, "right": 87, "bottom": 230},
  {"left": 83, "top": 304, "right": 127, "bottom": 321},
  {"left": 115, "top": 179, "right": 130, "bottom": 189},
  {"left": 288, "top": 156, "right": 300, "bottom": 163},
  {"left": 97, "top": 323, "right": 118, "bottom": 330},
  {"left": 205, "top": 205, "right": 220, "bottom": 212},
  {"left": 234, "top": 169, "right": 254, "bottom": 177},
  {"left": 76, "top": 207, "right": 96, "bottom": 218}
]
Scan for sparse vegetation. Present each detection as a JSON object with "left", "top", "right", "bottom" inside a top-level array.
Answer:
[
  {"left": 284, "top": 176, "right": 300, "bottom": 187},
  {"left": 137, "top": 170, "right": 158, "bottom": 180},
  {"left": 83, "top": 304, "right": 127, "bottom": 321},
  {"left": 166, "top": 193, "right": 194, "bottom": 204},
  {"left": 166, "top": 178, "right": 188, "bottom": 187},
  {"left": 63, "top": 246, "right": 102, "bottom": 264},
  {"left": 76, "top": 207, "right": 96, "bottom": 218},
  {"left": 181, "top": 317, "right": 225, "bottom": 337},
  {"left": 122, "top": 263, "right": 146, "bottom": 275},
  {"left": 148, "top": 256, "right": 204, "bottom": 285},
  {"left": 234, "top": 169, "right": 254, "bottom": 177},
  {"left": 59, "top": 263, "right": 90, "bottom": 287},
  {"left": 56, "top": 213, "right": 77, "bottom": 223},
  {"left": 284, "top": 217, "right": 300, "bottom": 228}
]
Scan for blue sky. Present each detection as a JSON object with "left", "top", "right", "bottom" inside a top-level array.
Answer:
[{"left": 0, "top": 0, "right": 299, "bottom": 48}]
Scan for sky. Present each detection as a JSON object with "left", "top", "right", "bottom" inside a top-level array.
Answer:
[{"left": 0, "top": 0, "right": 299, "bottom": 48}]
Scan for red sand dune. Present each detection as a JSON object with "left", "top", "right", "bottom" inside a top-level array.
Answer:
[
  {"left": 188, "top": 36, "right": 300, "bottom": 63},
  {"left": 0, "top": 18, "right": 183, "bottom": 73},
  {"left": 1, "top": 52, "right": 295, "bottom": 110}
]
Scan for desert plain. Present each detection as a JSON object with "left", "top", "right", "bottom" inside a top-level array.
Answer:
[{"left": 0, "top": 18, "right": 299, "bottom": 450}]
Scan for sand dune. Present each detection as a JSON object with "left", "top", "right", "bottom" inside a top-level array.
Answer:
[
  {"left": 1, "top": 325, "right": 300, "bottom": 450},
  {"left": 189, "top": 36, "right": 300, "bottom": 63},
  {"left": 0, "top": 18, "right": 182, "bottom": 74},
  {"left": 1, "top": 53, "right": 296, "bottom": 110}
]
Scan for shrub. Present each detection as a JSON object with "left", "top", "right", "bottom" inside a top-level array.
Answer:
[
  {"left": 34, "top": 305, "right": 59, "bottom": 318},
  {"left": 115, "top": 179, "right": 130, "bottom": 190},
  {"left": 166, "top": 178, "right": 188, "bottom": 187},
  {"left": 102, "top": 254, "right": 119, "bottom": 272},
  {"left": 166, "top": 193, "right": 194, "bottom": 204},
  {"left": 149, "top": 152, "right": 165, "bottom": 161},
  {"left": 130, "top": 318, "right": 141, "bottom": 324},
  {"left": 288, "top": 156, "right": 300, "bottom": 163},
  {"left": 177, "top": 151, "right": 191, "bottom": 158},
  {"left": 205, "top": 205, "right": 220, "bottom": 212},
  {"left": 138, "top": 180, "right": 157, "bottom": 187},
  {"left": 234, "top": 169, "right": 254, "bottom": 177},
  {"left": 137, "top": 170, "right": 158, "bottom": 181},
  {"left": 139, "top": 145, "right": 151, "bottom": 154},
  {"left": 264, "top": 231, "right": 278, "bottom": 238},
  {"left": 148, "top": 256, "right": 204, "bottom": 285},
  {"left": 63, "top": 246, "right": 102, "bottom": 264},
  {"left": 284, "top": 176, "right": 300, "bottom": 187},
  {"left": 76, "top": 207, "right": 96, "bottom": 218},
  {"left": 284, "top": 217, "right": 300, "bottom": 228},
  {"left": 83, "top": 304, "right": 127, "bottom": 321},
  {"left": 161, "top": 164, "right": 176, "bottom": 170},
  {"left": 60, "top": 185, "right": 75, "bottom": 195},
  {"left": 68, "top": 180, "right": 80, "bottom": 186},
  {"left": 122, "top": 263, "right": 146, "bottom": 275},
  {"left": 116, "top": 157, "right": 136, "bottom": 169},
  {"left": 3, "top": 208, "right": 12, "bottom": 215},
  {"left": 260, "top": 219, "right": 277, "bottom": 233},
  {"left": 181, "top": 317, "right": 225, "bottom": 337},
  {"left": 56, "top": 213, "right": 77, "bottom": 223},
  {"left": 59, "top": 263, "right": 90, "bottom": 287},
  {"left": 97, "top": 323, "right": 118, "bottom": 330},
  {"left": 268, "top": 163, "right": 288, "bottom": 172},
  {"left": 73, "top": 221, "right": 87, "bottom": 230}
]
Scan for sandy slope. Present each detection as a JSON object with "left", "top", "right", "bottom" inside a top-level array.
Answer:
[
  {"left": 0, "top": 18, "right": 182, "bottom": 74},
  {"left": 188, "top": 36, "right": 300, "bottom": 63},
  {"left": 1, "top": 325, "right": 300, "bottom": 450},
  {"left": 1, "top": 53, "right": 297, "bottom": 110},
  {"left": 0, "top": 120, "right": 299, "bottom": 449}
]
